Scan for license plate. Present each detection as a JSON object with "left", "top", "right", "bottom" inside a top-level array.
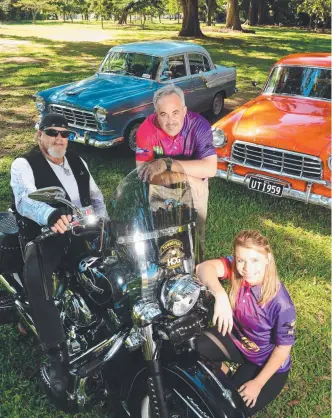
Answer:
[{"left": 248, "top": 176, "right": 284, "bottom": 197}]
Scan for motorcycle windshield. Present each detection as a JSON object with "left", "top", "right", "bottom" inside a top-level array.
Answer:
[{"left": 108, "top": 160, "right": 197, "bottom": 301}]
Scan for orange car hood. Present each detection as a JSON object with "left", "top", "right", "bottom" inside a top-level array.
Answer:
[{"left": 234, "top": 96, "right": 331, "bottom": 156}]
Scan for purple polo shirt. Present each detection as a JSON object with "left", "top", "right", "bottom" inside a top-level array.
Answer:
[
  {"left": 136, "top": 110, "right": 216, "bottom": 162},
  {"left": 221, "top": 256, "right": 296, "bottom": 373}
]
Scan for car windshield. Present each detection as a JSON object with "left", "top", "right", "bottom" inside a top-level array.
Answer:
[
  {"left": 264, "top": 66, "right": 331, "bottom": 100},
  {"left": 100, "top": 51, "right": 162, "bottom": 80}
]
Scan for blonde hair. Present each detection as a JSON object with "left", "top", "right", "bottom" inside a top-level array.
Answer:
[{"left": 229, "top": 230, "right": 280, "bottom": 309}]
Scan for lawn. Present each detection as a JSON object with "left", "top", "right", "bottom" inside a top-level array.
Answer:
[{"left": 0, "top": 20, "right": 330, "bottom": 418}]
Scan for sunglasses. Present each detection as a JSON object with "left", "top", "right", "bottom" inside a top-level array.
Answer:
[{"left": 43, "top": 128, "right": 70, "bottom": 138}]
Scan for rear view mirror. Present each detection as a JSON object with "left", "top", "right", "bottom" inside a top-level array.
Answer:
[{"left": 28, "top": 187, "right": 66, "bottom": 203}]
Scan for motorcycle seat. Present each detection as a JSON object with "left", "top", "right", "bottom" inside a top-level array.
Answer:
[{"left": 0, "top": 212, "right": 19, "bottom": 235}]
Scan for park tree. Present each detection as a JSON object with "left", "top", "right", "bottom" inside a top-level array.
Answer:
[
  {"left": 297, "top": 0, "right": 331, "bottom": 30},
  {"left": 225, "top": 0, "right": 242, "bottom": 29},
  {"left": 179, "top": 0, "right": 203, "bottom": 36},
  {"left": 205, "top": 0, "right": 217, "bottom": 25},
  {"left": 15, "top": 0, "right": 53, "bottom": 23},
  {"left": 90, "top": 0, "right": 113, "bottom": 27}
]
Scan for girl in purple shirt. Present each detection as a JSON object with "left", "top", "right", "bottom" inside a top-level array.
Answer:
[{"left": 196, "top": 230, "right": 296, "bottom": 416}]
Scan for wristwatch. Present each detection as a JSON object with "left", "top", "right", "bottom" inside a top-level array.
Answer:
[{"left": 165, "top": 158, "right": 172, "bottom": 171}]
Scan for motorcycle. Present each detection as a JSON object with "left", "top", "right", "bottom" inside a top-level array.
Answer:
[{"left": 0, "top": 159, "right": 248, "bottom": 417}]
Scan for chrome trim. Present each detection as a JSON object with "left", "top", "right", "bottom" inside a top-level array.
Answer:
[
  {"left": 172, "top": 389, "right": 209, "bottom": 418},
  {"left": 72, "top": 133, "right": 124, "bottom": 148},
  {"left": 226, "top": 140, "right": 325, "bottom": 184},
  {"left": 197, "top": 361, "right": 235, "bottom": 408},
  {"left": 215, "top": 168, "right": 332, "bottom": 208},
  {"left": 117, "top": 222, "right": 195, "bottom": 245},
  {"left": 49, "top": 104, "right": 99, "bottom": 131},
  {"left": 112, "top": 102, "right": 153, "bottom": 116}
]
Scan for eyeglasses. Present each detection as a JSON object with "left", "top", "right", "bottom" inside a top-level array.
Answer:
[{"left": 43, "top": 129, "right": 70, "bottom": 138}]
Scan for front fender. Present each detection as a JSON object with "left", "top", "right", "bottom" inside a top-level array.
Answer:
[
  {"left": 166, "top": 357, "right": 248, "bottom": 418},
  {"left": 126, "top": 353, "right": 248, "bottom": 418}
]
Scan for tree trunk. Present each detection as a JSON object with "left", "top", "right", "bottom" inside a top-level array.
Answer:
[
  {"left": 248, "top": 0, "right": 258, "bottom": 26},
  {"left": 257, "top": 0, "right": 266, "bottom": 24},
  {"left": 179, "top": 0, "right": 203, "bottom": 37},
  {"left": 119, "top": 10, "right": 128, "bottom": 24},
  {"left": 32, "top": 10, "right": 37, "bottom": 24},
  {"left": 225, "top": 0, "right": 242, "bottom": 30},
  {"left": 206, "top": 0, "right": 216, "bottom": 26}
]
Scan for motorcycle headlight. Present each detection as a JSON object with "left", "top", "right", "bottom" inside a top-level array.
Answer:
[
  {"left": 328, "top": 156, "right": 332, "bottom": 171},
  {"left": 35, "top": 96, "right": 45, "bottom": 112},
  {"left": 94, "top": 106, "right": 108, "bottom": 123},
  {"left": 212, "top": 127, "right": 227, "bottom": 148},
  {"left": 160, "top": 274, "right": 201, "bottom": 317}
]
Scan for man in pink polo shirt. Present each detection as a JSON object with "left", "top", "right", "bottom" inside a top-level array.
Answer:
[{"left": 135, "top": 84, "right": 217, "bottom": 257}]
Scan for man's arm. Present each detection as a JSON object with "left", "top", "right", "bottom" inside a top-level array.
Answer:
[
  {"left": 11, "top": 158, "right": 56, "bottom": 226},
  {"left": 171, "top": 154, "right": 217, "bottom": 179}
]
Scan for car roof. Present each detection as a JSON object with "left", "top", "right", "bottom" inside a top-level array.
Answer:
[
  {"left": 274, "top": 53, "right": 331, "bottom": 68},
  {"left": 109, "top": 41, "right": 209, "bottom": 57}
]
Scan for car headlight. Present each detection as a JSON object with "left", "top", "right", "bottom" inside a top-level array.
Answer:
[
  {"left": 160, "top": 274, "right": 201, "bottom": 317},
  {"left": 35, "top": 96, "right": 45, "bottom": 112},
  {"left": 212, "top": 127, "right": 227, "bottom": 147},
  {"left": 94, "top": 106, "right": 108, "bottom": 123},
  {"left": 328, "top": 156, "right": 332, "bottom": 171}
]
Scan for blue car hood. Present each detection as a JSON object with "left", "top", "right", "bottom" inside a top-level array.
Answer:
[{"left": 49, "top": 74, "right": 156, "bottom": 109}]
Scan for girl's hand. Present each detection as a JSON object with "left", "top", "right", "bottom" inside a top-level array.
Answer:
[
  {"left": 238, "top": 379, "right": 263, "bottom": 408},
  {"left": 213, "top": 291, "right": 233, "bottom": 336}
]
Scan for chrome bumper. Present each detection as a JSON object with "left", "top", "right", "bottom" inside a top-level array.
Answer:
[
  {"left": 72, "top": 134, "right": 124, "bottom": 148},
  {"left": 216, "top": 169, "right": 332, "bottom": 209}
]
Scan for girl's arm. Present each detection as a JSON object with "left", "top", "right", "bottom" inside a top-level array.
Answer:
[
  {"left": 238, "top": 344, "right": 292, "bottom": 408},
  {"left": 196, "top": 260, "right": 233, "bottom": 336}
]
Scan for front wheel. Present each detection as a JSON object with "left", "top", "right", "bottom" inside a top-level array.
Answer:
[{"left": 124, "top": 122, "right": 141, "bottom": 153}]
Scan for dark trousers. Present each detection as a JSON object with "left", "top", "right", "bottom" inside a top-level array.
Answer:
[
  {"left": 197, "top": 327, "right": 289, "bottom": 416},
  {"left": 23, "top": 235, "right": 68, "bottom": 349}
]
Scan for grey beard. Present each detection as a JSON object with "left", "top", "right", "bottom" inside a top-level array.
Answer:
[{"left": 48, "top": 146, "right": 66, "bottom": 159}]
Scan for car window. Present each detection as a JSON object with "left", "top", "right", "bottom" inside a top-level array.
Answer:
[
  {"left": 264, "top": 66, "right": 331, "bottom": 100},
  {"left": 164, "top": 55, "right": 187, "bottom": 79},
  {"left": 188, "top": 53, "right": 211, "bottom": 74},
  {"left": 100, "top": 52, "right": 162, "bottom": 80}
]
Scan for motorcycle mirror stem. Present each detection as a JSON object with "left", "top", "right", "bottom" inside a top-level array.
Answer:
[{"left": 28, "top": 187, "right": 83, "bottom": 218}]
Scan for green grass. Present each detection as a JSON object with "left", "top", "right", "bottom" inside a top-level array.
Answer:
[{"left": 0, "top": 20, "right": 331, "bottom": 418}]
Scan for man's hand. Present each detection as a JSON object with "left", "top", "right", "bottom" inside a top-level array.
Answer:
[
  {"left": 138, "top": 160, "right": 167, "bottom": 182},
  {"left": 213, "top": 291, "right": 233, "bottom": 336},
  {"left": 238, "top": 379, "right": 263, "bottom": 408},
  {"left": 48, "top": 210, "right": 72, "bottom": 234}
]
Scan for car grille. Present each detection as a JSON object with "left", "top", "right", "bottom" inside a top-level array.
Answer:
[
  {"left": 231, "top": 141, "right": 322, "bottom": 181},
  {"left": 49, "top": 104, "right": 98, "bottom": 131}
]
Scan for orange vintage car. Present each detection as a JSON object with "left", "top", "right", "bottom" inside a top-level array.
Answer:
[{"left": 212, "top": 53, "right": 331, "bottom": 208}]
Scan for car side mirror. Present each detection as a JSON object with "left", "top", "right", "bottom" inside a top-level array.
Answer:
[{"left": 28, "top": 187, "right": 66, "bottom": 203}]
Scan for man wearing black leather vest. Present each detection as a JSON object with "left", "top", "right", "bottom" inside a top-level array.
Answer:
[{"left": 10, "top": 113, "right": 107, "bottom": 397}]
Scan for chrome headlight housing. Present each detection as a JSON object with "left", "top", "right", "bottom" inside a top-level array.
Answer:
[
  {"left": 94, "top": 106, "right": 108, "bottom": 123},
  {"left": 212, "top": 127, "right": 227, "bottom": 148},
  {"left": 160, "top": 274, "right": 201, "bottom": 317},
  {"left": 328, "top": 155, "right": 332, "bottom": 171},
  {"left": 35, "top": 96, "right": 45, "bottom": 112}
]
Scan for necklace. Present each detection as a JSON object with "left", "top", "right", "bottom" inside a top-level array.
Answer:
[{"left": 59, "top": 159, "right": 71, "bottom": 176}]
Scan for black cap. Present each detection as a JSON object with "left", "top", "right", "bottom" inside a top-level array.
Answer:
[{"left": 39, "top": 113, "right": 69, "bottom": 130}]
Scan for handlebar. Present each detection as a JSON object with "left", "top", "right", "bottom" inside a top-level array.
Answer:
[{"left": 35, "top": 213, "right": 100, "bottom": 243}]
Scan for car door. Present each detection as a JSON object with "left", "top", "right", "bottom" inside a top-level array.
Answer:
[
  {"left": 159, "top": 54, "right": 197, "bottom": 110},
  {"left": 186, "top": 52, "right": 214, "bottom": 112}
]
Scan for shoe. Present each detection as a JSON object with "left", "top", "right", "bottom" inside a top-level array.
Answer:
[{"left": 46, "top": 342, "right": 69, "bottom": 397}]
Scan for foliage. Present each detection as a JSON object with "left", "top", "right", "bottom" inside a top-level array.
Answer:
[{"left": 297, "top": 0, "right": 332, "bottom": 27}]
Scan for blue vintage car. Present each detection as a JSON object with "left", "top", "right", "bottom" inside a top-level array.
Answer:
[{"left": 35, "top": 41, "right": 237, "bottom": 151}]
